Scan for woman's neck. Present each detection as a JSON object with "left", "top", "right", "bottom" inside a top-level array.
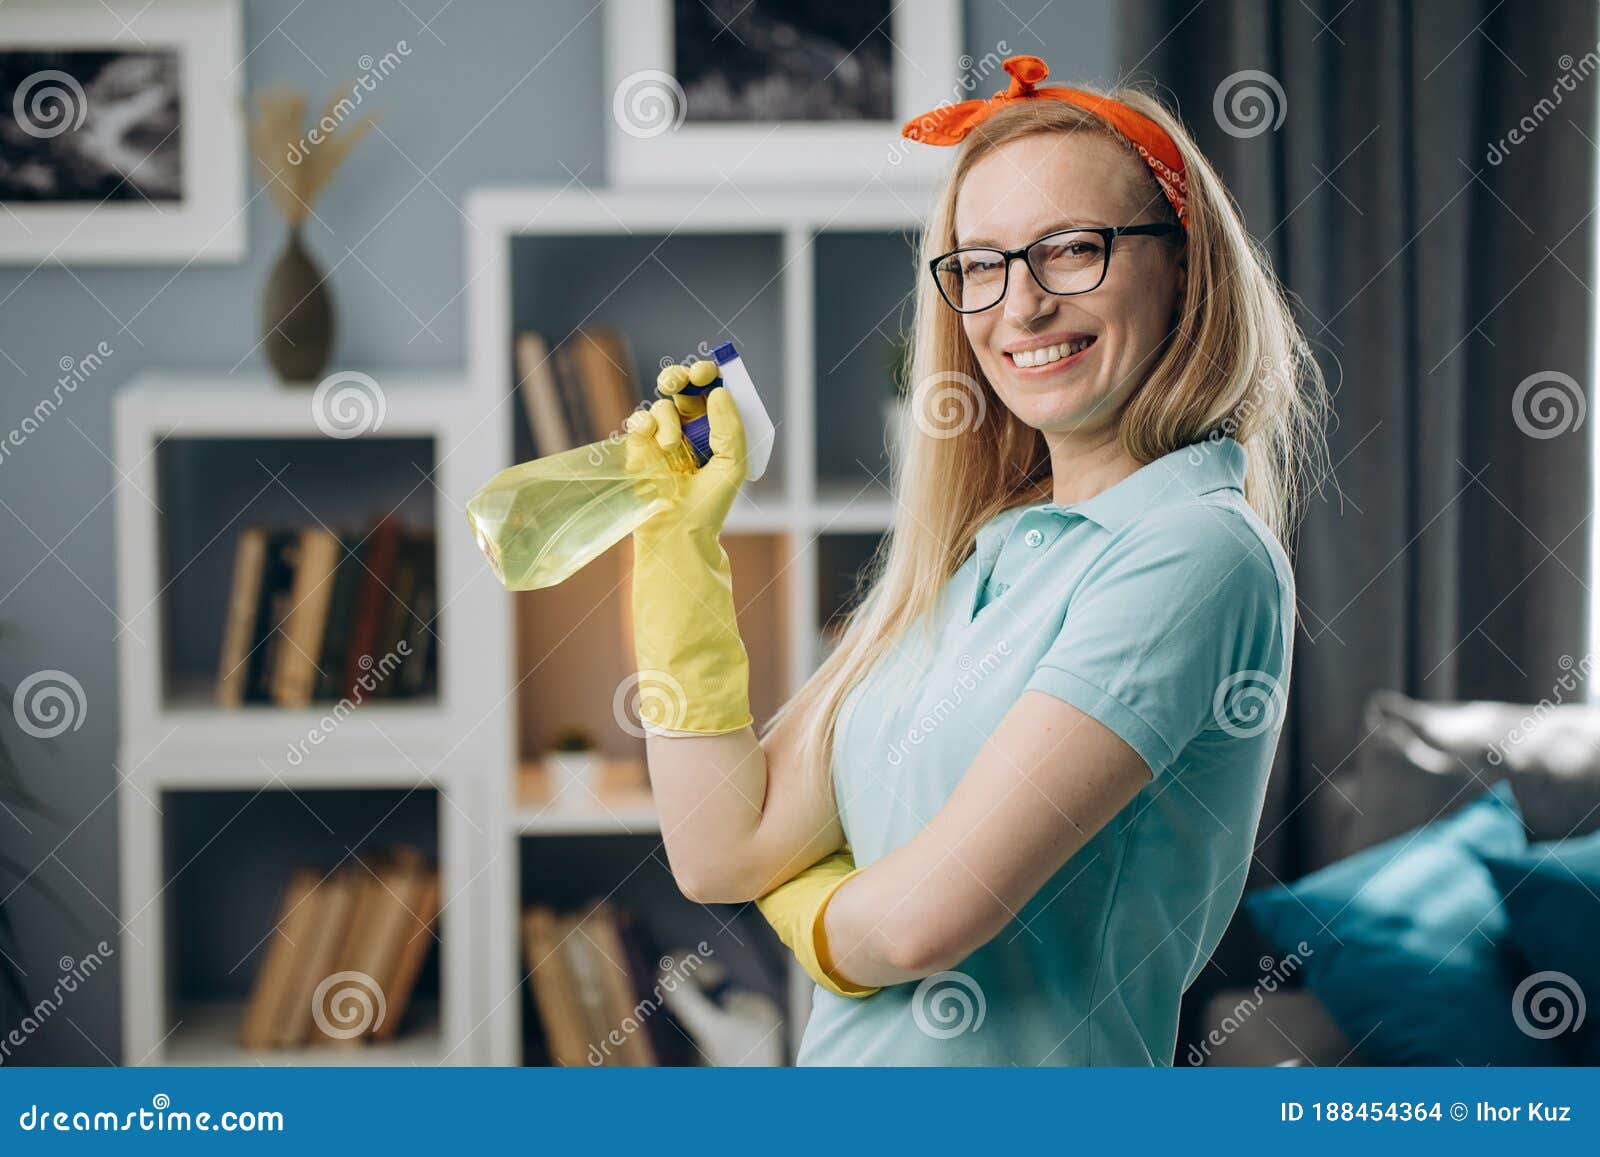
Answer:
[{"left": 1044, "top": 429, "right": 1142, "bottom": 507}]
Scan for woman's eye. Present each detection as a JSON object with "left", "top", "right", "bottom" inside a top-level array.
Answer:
[{"left": 962, "top": 257, "right": 1001, "bottom": 275}]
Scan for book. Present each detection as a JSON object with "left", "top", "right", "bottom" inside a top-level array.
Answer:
[
  {"left": 343, "top": 518, "right": 403, "bottom": 700},
  {"left": 551, "top": 341, "right": 593, "bottom": 444},
  {"left": 328, "top": 850, "right": 424, "bottom": 1047},
  {"left": 278, "top": 870, "right": 360, "bottom": 1047},
  {"left": 581, "top": 902, "right": 656, "bottom": 1066},
  {"left": 312, "top": 534, "right": 365, "bottom": 702},
  {"left": 559, "top": 912, "right": 621, "bottom": 1065},
  {"left": 217, "top": 528, "right": 267, "bottom": 706},
  {"left": 246, "top": 530, "right": 301, "bottom": 704},
  {"left": 272, "top": 528, "right": 343, "bottom": 708},
  {"left": 522, "top": 906, "right": 592, "bottom": 1066},
  {"left": 395, "top": 545, "right": 437, "bottom": 699},
  {"left": 516, "top": 332, "right": 571, "bottom": 455},
  {"left": 238, "top": 868, "right": 321, "bottom": 1050},
  {"left": 374, "top": 857, "right": 440, "bottom": 1042},
  {"left": 571, "top": 327, "right": 638, "bottom": 439},
  {"left": 369, "top": 531, "right": 432, "bottom": 697}
]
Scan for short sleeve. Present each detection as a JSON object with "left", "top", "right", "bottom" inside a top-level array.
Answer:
[{"left": 1024, "top": 504, "right": 1290, "bottom": 778}]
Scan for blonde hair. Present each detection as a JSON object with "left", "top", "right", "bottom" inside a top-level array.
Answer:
[{"left": 765, "top": 86, "right": 1329, "bottom": 793}]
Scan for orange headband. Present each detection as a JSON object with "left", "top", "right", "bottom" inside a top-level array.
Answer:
[{"left": 901, "top": 55, "right": 1190, "bottom": 230}]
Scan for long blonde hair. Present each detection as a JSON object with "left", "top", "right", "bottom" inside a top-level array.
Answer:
[{"left": 766, "top": 87, "right": 1329, "bottom": 793}]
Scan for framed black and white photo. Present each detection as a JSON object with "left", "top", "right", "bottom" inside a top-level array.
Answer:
[
  {"left": 605, "top": 0, "right": 961, "bottom": 185},
  {"left": 0, "top": 0, "right": 244, "bottom": 264}
]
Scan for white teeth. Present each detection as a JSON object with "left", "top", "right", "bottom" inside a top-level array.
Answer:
[{"left": 1011, "top": 338, "right": 1093, "bottom": 368}]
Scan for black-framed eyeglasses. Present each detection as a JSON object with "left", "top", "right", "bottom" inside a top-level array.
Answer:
[{"left": 929, "top": 223, "right": 1184, "bottom": 314}]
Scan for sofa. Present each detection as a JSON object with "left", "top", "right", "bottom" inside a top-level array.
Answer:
[{"left": 1199, "top": 690, "right": 1600, "bottom": 1066}]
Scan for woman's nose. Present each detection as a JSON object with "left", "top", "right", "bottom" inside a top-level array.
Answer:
[{"left": 1002, "top": 254, "right": 1054, "bottom": 324}]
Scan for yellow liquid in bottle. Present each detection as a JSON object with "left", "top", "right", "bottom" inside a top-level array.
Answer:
[{"left": 466, "top": 435, "right": 699, "bottom": 591}]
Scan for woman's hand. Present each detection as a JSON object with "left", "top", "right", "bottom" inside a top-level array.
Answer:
[
  {"left": 624, "top": 359, "right": 752, "bottom": 736},
  {"left": 623, "top": 359, "right": 747, "bottom": 537}
]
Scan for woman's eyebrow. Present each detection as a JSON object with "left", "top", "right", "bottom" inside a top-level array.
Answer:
[{"left": 955, "top": 218, "right": 1109, "bottom": 247}]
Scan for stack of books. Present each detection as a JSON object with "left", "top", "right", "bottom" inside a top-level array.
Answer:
[
  {"left": 239, "top": 848, "right": 440, "bottom": 1049},
  {"left": 521, "top": 901, "right": 689, "bottom": 1066},
  {"left": 216, "top": 517, "right": 437, "bottom": 706},
  {"left": 514, "top": 326, "right": 641, "bottom": 457}
]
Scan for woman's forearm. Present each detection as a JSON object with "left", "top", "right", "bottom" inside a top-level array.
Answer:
[
  {"left": 644, "top": 713, "right": 846, "bottom": 905},
  {"left": 644, "top": 727, "right": 770, "bottom": 902},
  {"left": 819, "top": 842, "right": 997, "bottom": 987}
]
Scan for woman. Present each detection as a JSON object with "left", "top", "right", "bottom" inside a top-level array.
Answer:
[{"left": 622, "top": 55, "right": 1327, "bottom": 1066}]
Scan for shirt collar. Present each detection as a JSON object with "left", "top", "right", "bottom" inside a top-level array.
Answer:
[{"left": 975, "top": 436, "right": 1247, "bottom": 552}]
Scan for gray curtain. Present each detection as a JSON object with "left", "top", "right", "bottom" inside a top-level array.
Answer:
[{"left": 1120, "top": 0, "right": 1595, "bottom": 1052}]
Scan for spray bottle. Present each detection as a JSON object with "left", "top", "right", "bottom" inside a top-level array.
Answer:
[{"left": 466, "top": 340, "right": 775, "bottom": 591}]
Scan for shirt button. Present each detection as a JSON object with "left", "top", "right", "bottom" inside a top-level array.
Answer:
[{"left": 1024, "top": 528, "right": 1044, "bottom": 547}]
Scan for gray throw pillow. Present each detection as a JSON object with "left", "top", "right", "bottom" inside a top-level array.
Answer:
[{"left": 1348, "top": 690, "right": 1600, "bottom": 855}]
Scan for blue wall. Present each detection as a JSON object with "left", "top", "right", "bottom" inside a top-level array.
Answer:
[{"left": 0, "top": 0, "right": 1114, "bottom": 1064}]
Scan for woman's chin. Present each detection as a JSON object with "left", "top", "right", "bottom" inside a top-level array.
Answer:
[{"left": 1001, "top": 389, "right": 1111, "bottom": 436}]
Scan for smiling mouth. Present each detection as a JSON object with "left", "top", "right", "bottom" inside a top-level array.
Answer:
[{"left": 1005, "top": 335, "right": 1097, "bottom": 370}]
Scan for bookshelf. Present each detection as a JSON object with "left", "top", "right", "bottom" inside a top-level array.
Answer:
[
  {"left": 466, "top": 183, "right": 929, "bottom": 1065},
  {"left": 113, "top": 370, "right": 498, "bottom": 1065},
  {"left": 112, "top": 183, "right": 929, "bottom": 1068}
]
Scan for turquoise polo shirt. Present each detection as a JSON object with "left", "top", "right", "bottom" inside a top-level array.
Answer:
[{"left": 795, "top": 437, "right": 1294, "bottom": 1066}]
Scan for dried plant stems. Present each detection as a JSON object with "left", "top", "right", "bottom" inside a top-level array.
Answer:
[{"left": 248, "top": 86, "right": 376, "bottom": 226}]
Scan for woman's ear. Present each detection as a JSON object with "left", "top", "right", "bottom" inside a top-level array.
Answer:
[{"left": 1169, "top": 247, "right": 1188, "bottom": 327}]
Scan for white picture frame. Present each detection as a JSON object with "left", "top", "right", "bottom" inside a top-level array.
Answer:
[
  {"left": 605, "top": 0, "right": 962, "bottom": 187},
  {"left": 0, "top": 0, "right": 245, "bottom": 265}
]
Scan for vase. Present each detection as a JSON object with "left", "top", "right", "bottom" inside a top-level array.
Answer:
[{"left": 262, "top": 224, "right": 334, "bottom": 383}]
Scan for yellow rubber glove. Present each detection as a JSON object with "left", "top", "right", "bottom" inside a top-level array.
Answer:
[
  {"left": 622, "top": 360, "right": 752, "bottom": 735},
  {"left": 757, "top": 851, "right": 879, "bottom": 998}
]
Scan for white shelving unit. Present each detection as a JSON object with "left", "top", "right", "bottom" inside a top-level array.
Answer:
[
  {"left": 465, "top": 183, "right": 929, "bottom": 1065},
  {"left": 113, "top": 370, "right": 500, "bottom": 1066},
  {"left": 111, "top": 183, "right": 930, "bottom": 1068},
  {"left": 162, "top": 999, "right": 443, "bottom": 1067}
]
